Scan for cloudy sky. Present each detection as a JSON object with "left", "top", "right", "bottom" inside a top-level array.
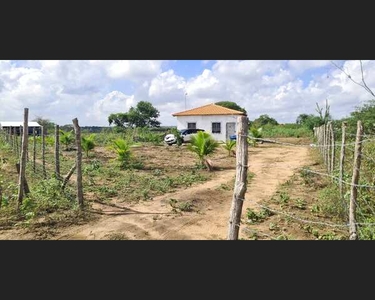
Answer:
[{"left": 0, "top": 60, "right": 374, "bottom": 126}]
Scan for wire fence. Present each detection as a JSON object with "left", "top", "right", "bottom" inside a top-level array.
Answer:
[
  {"left": 241, "top": 121, "right": 375, "bottom": 240},
  {"left": 0, "top": 123, "right": 79, "bottom": 206}
]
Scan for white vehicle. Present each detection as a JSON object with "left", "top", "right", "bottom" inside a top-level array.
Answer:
[{"left": 164, "top": 128, "right": 205, "bottom": 145}]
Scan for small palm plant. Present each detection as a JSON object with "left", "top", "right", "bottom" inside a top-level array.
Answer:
[
  {"left": 222, "top": 140, "right": 236, "bottom": 156},
  {"left": 81, "top": 134, "right": 95, "bottom": 158},
  {"left": 111, "top": 138, "right": 132, "bottom": 167},
  {"left": 248, "top": 126, "right": 263, "bottom": 146},
  {"left": 188, "top": 131, "right": 219, "bottom": 171},
  {"left": 60, "top": 130, "right": 74, "bottom": 150}
]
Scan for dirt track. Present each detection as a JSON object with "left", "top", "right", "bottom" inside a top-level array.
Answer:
[{"left": 55, "top": 142, "right": 310, "bottom": 240}]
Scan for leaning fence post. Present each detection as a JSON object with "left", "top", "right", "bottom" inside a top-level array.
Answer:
[
  {"left": 61, "top": 163, "right": 77, "bottom": 191},
  {"left": 72, "top": 118, "right": 84, "bottom": 209},
  {"left": 228, "top": 115, "right": 249, "bottom": 240},
  {"left": 349, "top": 120, "right": 363, "bottom": 240},
  {"left": 339, "top": 122, "right": 347, "bottom": 200}
]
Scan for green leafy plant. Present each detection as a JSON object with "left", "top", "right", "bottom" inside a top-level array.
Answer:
[
  {"left": 248, "top": 126, "right": 263, "bottom": 146},
  {"left": 294, "top": 198, "right": 307, "bottom": 210},
  {"left": 222, "top": 140, "right": 236, "bottom": 156},
  {"left": 246, "top": 208, "right": 273, "bottom": 223},
  {"left": 111, "top": 138, "right": 132, "bottom": 167},
  {"left": 81, "top": 134, "right": 96, "bottom": 158},
  {"left": 60, "top": 130, "right": 74, "bottom": 150},
  {"left": 188, "top": 131, "right": 219, "bottom": 171}
]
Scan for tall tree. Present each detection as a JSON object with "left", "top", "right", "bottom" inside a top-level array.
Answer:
[
  {"left": 32, "top": 116, "right": 55, "bottom": 134},
  {"left": 215, "top": 101, "right": 247, "bottom": 115},
  {"left": 128, "top": 101, "right": 161, "bottom": 127},
  {"left": 108, "top": 113, "right": 129, "bottom": 127},
  {"left": 253, "top": 114, "right": 278, "bottom": 127},
  {"left": 108, "top": 101, "right": 161, "bottom": 129}
]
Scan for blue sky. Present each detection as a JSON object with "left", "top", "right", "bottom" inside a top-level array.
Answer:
[{"left": 0, "top": 60, "right": 374, "bottom": 126}]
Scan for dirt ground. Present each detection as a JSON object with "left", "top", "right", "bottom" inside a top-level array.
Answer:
[
  {"left": 55, "top": 138, "right": 311, "bottom": 240},
  {"left": 0, "top": 138, "right": 312, "bottom": 240}
]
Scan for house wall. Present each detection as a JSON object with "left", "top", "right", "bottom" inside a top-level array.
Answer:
[
  {"left": 176, "top": 115, "right": 239, "bottom": 141},
  {"left": 0, "top": 126, "right": 41, "bottom": 136}
]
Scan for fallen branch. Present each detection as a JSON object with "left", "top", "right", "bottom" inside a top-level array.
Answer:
[{"left": 61, "top": 163, "right": 77, "bottom": 190}]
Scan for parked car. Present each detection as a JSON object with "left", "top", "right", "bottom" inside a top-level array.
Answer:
[{"left": 164, "top": 128, "right": 205, "bottom": 145}]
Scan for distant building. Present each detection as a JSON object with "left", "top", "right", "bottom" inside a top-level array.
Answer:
[
  {"left": 0, "top": 121, "right": 42, "bottom": 135},
  {"left": 172, "top": 103, "right": 245, "bottom": 141}
]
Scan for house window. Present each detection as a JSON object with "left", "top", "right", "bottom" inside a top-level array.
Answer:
[
  {"left": 187, "top": 122, "right": 196, "bottom": 129},
  {"left": 212, "top": 122, "right": 221, "bottom": 134}
]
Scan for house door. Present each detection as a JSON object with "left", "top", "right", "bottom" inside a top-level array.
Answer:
[{"left": 226, "top": 122, "right": 236, "bottom": 141}]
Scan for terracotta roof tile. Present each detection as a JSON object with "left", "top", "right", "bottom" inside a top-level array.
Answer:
[{"left": 172, "top": 103, "right": 245, "bottom": 116}]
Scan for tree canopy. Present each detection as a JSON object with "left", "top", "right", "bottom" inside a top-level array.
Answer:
[
  {"left": 32, "top": 116, "right": 55, "bottom": 134},
  {"left": 108, "top": 101, "right": 161, "bottom": 129},
  {"left": 341, "top": 99, "right": 375, "bottom": 134},
  {"left": 215, "top": 101, "right": 247, "bottom": 115},
  {"left": 252, "top": 114, "right": 278, "bottom": 127}
]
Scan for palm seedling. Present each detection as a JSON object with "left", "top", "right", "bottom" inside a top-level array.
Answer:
[
  {"left": 60, "top": 130, "right": 74, "bottom": 151},
  {"left": 222, "top": 140, "right": 236, "bottom": 156},
  {"left": 81, "top": 134, "right": 96, "bottom": 158},
  {"left": 188, "top": 131, "right": 219, "bottom": 171}
]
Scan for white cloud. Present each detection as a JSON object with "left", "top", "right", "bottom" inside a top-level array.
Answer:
[
  {"left": 1, "top": 60, "right": 375, "bottom": 127},
  {"left": 87, "top": 91, "right": 135, "bottom": 125}
]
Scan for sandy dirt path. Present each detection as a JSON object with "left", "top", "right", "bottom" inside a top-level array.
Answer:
[{"left": 54, "top": 143, "right": 310, "bottom": 240}]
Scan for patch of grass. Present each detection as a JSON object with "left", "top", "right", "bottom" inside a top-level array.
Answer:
[
  {"left": 247, "top": 172, "right": 255, "bottom": 183},
  {"left": 317, "top": 185, "right": 346, "bottom": 219},
  {"left": 293, "top": 198, "right": 307, "bottom": 210},
  {"left": 97, "top": 186, "right": 118, "bottom": 197},
  {"left": 218, "top": 184, "right": 231, "bottom": 191},
  {"left": 169, "top": 198, "right": 194, "bottom": 212},
  {"left": 246, "top": 208, "right": 274, "bottom": 224},
  {"left": 269, "top": 222, "right": 280, "bottom": 231},
  {"left": 262, "top": 124, "right": 312, "bottom": 138},
  {"left": 277, "top": 191, "right": 290, "bottom": 206},
  {"left": 106, "top": 232, "right": 129, "bottom": 240},
  {"left": 275, "top": 234, "right": 289, "bottom": 240}
]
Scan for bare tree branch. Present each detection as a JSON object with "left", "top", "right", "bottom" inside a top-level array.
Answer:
[
  {"left": 331, "top": 60, "right": 375, "bottom": 98},
  {"left": 359, "top": 60, "right": 375, "bottom": 97}
]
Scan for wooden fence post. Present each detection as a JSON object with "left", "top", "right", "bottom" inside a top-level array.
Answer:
[
  {"left": 72, "top": 118, "right": 84, "bottom": 209},
  {"left": 339, "top": 122, "right": 347, "bottom": 200},
  {"left": 41, "top": 126, "right": 47, "bottom": 179},
  {"left": 33, "top": 127, "right": 36, "bottom": 173},
  {"left": 326, "top": 122, "right": 331, "bottom": 172},
  {"left": 322, "top": 124, "right": 326, "bottom": 165},
  {"left": 16, "top": 163, "right": 30, "bottom": 194},
  {"left": 330, "top": 122, "right": 335, "bottom": 175},
  {"left": 17, "top": 108, "right": 29, "bottom": 207},
  {"left": 228, "top": 116, "right": 249, "bottom": 240},
  {"left": 349, "top": 120, "right": 363, "bottom": 240},
  {"left": 55, "top": 124, "right": 61, "bottom": 180}
]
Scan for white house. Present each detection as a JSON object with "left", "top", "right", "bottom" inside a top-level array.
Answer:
[{"left": 172, "top": 103, "right": 245, "bottom": 141}]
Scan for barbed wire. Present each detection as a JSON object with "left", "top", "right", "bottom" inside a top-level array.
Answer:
[
  {"left": 240, "top": 135, "right": 375, "bottom": 148},
  {"left": 241, "top": 202, "right": 375, "bottom": 228}
]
